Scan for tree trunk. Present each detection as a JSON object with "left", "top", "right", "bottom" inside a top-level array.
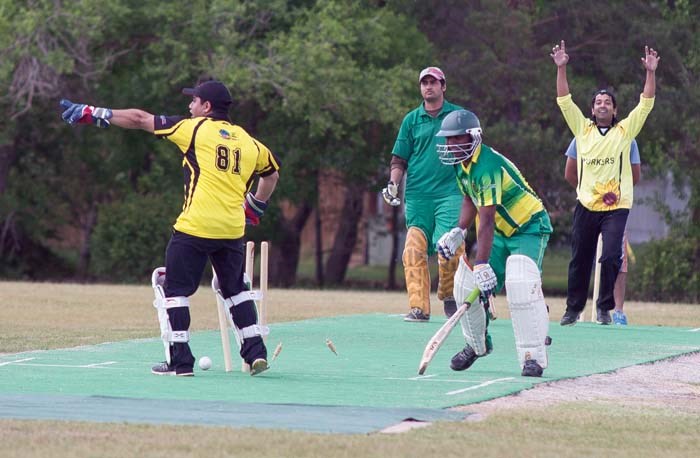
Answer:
[
  {"left": 76, "top": 203, "right": 98, "bottom": 280},
  {"left": 324, "top": 184, "right": 364, "bottom": 285},
  {"left": 268, "top": 201, "right": 313, "bottom": 287},
  {"left": 315, "top": 188, "right": 324, "bottom": 287}
]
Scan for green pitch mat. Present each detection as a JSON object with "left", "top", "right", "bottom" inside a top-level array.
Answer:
[{"left": 1, "top": 314, "right": 699, "bottom": 433}]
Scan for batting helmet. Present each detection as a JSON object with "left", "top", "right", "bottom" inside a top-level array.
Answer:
[{"left": 435, "top": 110, "right": 483, "bottom": 165}]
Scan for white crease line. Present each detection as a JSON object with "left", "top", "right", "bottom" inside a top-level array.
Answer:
[
  {"left": 11, "top": 361, "right": 118, "bottom": 369},
  {"left": 408, "top": 374, "right": 438, "bottom": 381},
  {"left": 0, "top": 357, "right": 35, "bottom": 367},
  {"left": 446, "top": 377, "right": 514, "bottom": 396},
  {"left": 688, "top": 328, "right": 700, "bottom": 332},
  {"left": 83, "top": 361, "right": 118, "bottom": 367}
]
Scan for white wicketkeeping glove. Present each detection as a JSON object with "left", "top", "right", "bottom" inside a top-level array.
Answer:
[
  {"left": 381, "top": 181, "right": 401, "bottom": 207},
  {"left": 437, "top": 227, "right": 466, "bottom": 259},
  {"left": 474, "top": 263, "right": 497, "bottom": 297}
]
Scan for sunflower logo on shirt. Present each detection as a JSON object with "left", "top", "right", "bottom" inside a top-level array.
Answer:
[{"left": 591, "top": 179, "right": 621, "bottom": 210}]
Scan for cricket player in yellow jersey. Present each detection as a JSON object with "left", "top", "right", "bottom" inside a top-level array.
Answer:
[
  {"left": 60, "top": 80, "right": 280, "bottom": 376},
  {"left": 550, "top": 41, "right": 659, "bottom": 326}
]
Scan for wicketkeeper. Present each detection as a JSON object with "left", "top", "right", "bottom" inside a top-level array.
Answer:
[
  {"left": 435, "top": 109, "right": 553, "bottom": 377},
  {"left": 60, "top": 80, "right": 280, "bottom": 376}
]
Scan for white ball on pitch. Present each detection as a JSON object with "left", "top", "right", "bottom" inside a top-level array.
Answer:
[{"left": 199, "top": 356, "right": 212, "bottom": 371}]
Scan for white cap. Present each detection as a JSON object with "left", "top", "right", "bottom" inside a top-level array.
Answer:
[{"left": 419, "top": 67, "right": 445, "bottom": 83}]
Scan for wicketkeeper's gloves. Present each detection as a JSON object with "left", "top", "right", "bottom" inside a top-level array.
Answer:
[
  {"left": 244, "top": 193, "right": 268, "bottom": 226},
  {"left": 382, "top": 181, "right": 401, "bottom": 206},
  {"left": 60, "top": 99, "right": 113, "bottom": 128}
]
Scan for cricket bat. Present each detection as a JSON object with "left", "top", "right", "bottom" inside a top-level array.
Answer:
[{"left": 418, "top": 288, "right": 481, "bottom": 375}]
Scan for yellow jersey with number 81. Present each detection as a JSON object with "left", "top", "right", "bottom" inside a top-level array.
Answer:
[{"left": 155, "top": 115, "right": 279, "bottom": 239}]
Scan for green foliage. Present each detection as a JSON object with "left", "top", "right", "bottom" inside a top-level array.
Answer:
[
  {"left": 629, "top": 229, "right": 700, "bottom": 303},
  {"left": 91, "top": 192, "right": 178, "bottom": 282}
]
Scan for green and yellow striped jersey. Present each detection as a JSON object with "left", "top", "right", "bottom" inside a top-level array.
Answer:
[{"left": 455, "top": 144, "right": 549, "bottom": 237}]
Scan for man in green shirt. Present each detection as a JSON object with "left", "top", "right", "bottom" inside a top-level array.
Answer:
[
  {"left": 382, "top": 67, "right": 465, "bottom": 322},
  {"left": 435, "top": 109, "right": 553, "bottom": 377}
]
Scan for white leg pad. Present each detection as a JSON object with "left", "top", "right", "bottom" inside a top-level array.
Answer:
[
  {"left": 237, "top": 324, "right": 270, "bottom": 341},
  {"left": 151, "top": 268, "right": 190, "bottom": 363},
  {"left": 505, "top": 255, "right": 549, "bottom": 369},
  {"left": 212, "top": 274, "right": 266, "bottom": 347},
  {"left": 454, "top": 256, "right": 488, "bottom": 356}
]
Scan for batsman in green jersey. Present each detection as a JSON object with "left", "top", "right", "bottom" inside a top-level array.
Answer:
[{"left": 435, "top": 109, "right": 553, "bottom": 377}]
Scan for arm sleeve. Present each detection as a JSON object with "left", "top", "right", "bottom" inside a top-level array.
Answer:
[
  {"left": 630, "top": 139, "right": 641, "bottom": 164},
  {"left": 556, "top": 94, "right": 587, "bottom": 136},
  {"left": 253, "top": 139, "right": 281, "bottom": 177},
  {"left": 391, "top": 114, "right": 413, "bottom": 160},
  {"left": 565, "top": 138, "right": 577, "bottom": 159},
  {"left": 153, "top": 115, "right": 190, "bottom": 147},
  {"left": 618, "top": 95, "right": 655, "bottom": 141}
]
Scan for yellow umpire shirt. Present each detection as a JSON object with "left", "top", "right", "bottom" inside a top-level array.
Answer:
[
  {"left": 154, "top": 115, "right": 279, "bottom": 239},
  {"left": 556, "top": 94, "right": 654, "bottom": 211}
]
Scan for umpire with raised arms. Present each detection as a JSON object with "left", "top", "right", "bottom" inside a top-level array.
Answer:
[{"left": 60, "top": 80, "right": 280, "bottom": 376}]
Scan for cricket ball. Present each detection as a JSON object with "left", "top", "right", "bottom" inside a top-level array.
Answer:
[{"left": 198, "top": 356, "right": 212, "bottom": 371}]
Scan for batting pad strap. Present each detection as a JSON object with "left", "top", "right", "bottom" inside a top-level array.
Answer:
[
  {"left": 163, "top": 296, "right": 190, "bottom": 309},
  {"left": 168, "top": 330, "right": 190, "bottom": 343},
  {"left": 224, "top": 290, "right": 262, "bottom": 307},
  {"left": 237, "top": 324, "right": 270, "bottom": 340}
]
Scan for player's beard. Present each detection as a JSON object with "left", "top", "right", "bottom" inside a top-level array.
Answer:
[{"left": 423, "top": 91, "right": 443, "bottom": 105}]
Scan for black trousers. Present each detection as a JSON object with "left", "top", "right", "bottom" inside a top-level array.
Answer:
[
  {"left": 163, "top": 230, "right": 266, "bottom": 369},
  {"left": 566, "top": 204, "right": 629, "bottom": 314}
]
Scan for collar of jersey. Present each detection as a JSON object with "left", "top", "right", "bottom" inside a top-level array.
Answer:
[{"left": 460, "top": 144, "right": 483, "bottom": 173}]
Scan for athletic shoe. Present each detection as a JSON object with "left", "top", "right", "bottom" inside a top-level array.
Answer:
[
  {"left": 612, "top": 310, "right": 628, "bottom": 326},
  {"left": 596, "top": 308, "right": 612, "bottom": 325},
  {"left": 450, "top": 345, "right": 481, "bottom": 371},
  {"left": 560, "top": 310, "right": 581, "bottom": 326},
  {"left": 151, "top": 362, "right": 194, "bottom": 377},
  {"left": 250, "top": 358, "right": 269, "bottom": 376},
  {"left": 521, "top": 359, "right": 543, "bottom": 377},
  {"left": 404, "top": 307, "right": 430, "bottom": 322},
  {"left": 443, "top": 297, "right": 458, "bottom": 318}
]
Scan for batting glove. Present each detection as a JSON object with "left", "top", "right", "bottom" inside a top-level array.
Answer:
[
  {"left": 244, "top": 193, "right": 268, "bottom": 226},
  {"left": 381, "top": 181, "right": 400, "bottom": 207},
  {"left": 437, "top": 227, "right": 466, "bottom": 260},
  {"left": 60, "top": 99, "right": 112, "bottom": 128},
  {"left": 474, "top": 263, "right": 497, "bottom": 298}
]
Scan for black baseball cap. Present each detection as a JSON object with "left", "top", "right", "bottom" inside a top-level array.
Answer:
[{"left": 182, "top": 80, "right": 232, "bottom": 108}]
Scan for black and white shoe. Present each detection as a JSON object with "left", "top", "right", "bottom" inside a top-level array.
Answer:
[
  {"left": 450, "top": 345, "right": 480, "bottom": 371},
  {"left": 250, "top": 358, "right": 269, "bottom": 376},
  {"left": 404, "top": 307, "right": 430, "bottom": 322},
  {"left": 560, "top": 310, "right": 580, "bottom": 326},
  {"left": 596, "top": 308, "right": 612, "bottom": 325},
  {"left": 521, "top": 360, "right": 543, "bottom": 377},
  {"left": 151, "top": 362, "right": 194, "bottom": 377}
]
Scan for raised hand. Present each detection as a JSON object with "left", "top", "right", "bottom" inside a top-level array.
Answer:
[
  {"left": 641, "top": 45, "right": 660, "bottom": 72},
  {"left": 550, "top": 40, "right": 569, "bottom": 67},
  {"left": 59, "top": 99, "right": 112, "bottom": 128}
]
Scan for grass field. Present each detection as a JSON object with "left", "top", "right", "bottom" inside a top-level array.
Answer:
[{"left": 1, "top": 281, "right": 699, "bottom": 457}]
